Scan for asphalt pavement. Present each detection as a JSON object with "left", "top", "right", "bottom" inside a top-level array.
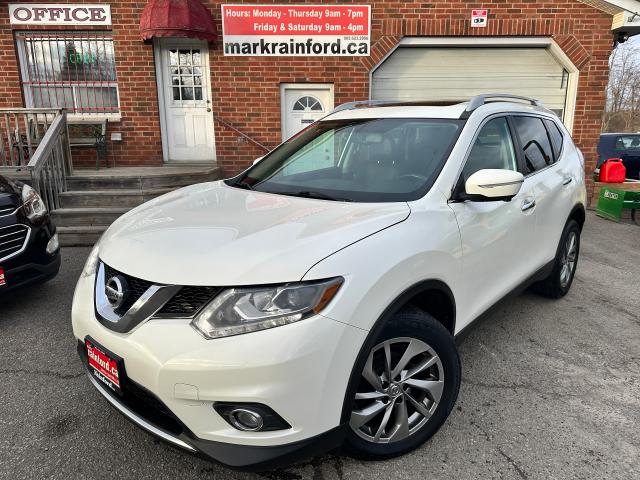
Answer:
[{"left": 1, "top": 211, "right": 638, "bottom": 480}]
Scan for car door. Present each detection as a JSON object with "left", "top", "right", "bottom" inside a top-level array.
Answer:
[
  {"left": 449, "top": 116, "right": 538, "bottom": 327},
  {"left": 510, "top": 115, "right": 569, "bottom": 270},
  {"left": 615, "top": 135, "right": 640, "bottom": 180}
]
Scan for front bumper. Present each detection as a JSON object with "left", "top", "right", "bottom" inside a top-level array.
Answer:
[
  {"left": 72, "top": 272, "right": 366, "bottom": 468},
  {"left": 0, "top": 220, "right": 60, "bottom": 297}
]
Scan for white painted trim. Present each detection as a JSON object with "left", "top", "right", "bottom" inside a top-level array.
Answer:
[
  {"left": 368, "top": 36, "right": 580, "bottom": 134},
  {"left": 153, "top": 38, "right": 169, "bottom": 162},
  {"left": 279, "top": 83, "right": 334, "bottom": 140}
]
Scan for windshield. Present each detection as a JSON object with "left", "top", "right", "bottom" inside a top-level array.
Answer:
[{"left": 229, "top": 118, "right": 464, "bottom": 202}]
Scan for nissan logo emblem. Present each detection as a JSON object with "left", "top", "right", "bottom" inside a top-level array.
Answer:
[{"left": 105, "top": 275, "right": 129, "bottom": 310}]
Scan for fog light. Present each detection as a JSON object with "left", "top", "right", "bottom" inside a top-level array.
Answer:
[
  {"left": 46, "top": 233, "right": 59, "bottom": 255},
  {"left": 229, "top": 408, "right": 264, "bottom": 431}
]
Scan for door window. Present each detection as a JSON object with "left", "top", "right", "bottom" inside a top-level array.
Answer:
[
  {"left": 544, "top": 119, "right": 564, "bottom": 161},
  {"left": 292, "top": 96, "right": 324, "bottom": 112},
  {"left": 512, "top": 116, "right": 555, "bottom": 174},
  {"left": 169, "top": 48, "right": 204, "bottom": 102},
  {"left": 462, "top": 117, "right": 518, "bottom": 182}
]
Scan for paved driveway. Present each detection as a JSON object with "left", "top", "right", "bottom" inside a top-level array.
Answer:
[{"left": 1, "top": 211, "right": 638, "bottom": 480}]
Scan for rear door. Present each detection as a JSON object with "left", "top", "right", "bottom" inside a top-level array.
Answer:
[
  {"left": 614, "top": 135, "right": 640, "bottom": 180},
  {"left": 510, "top": 115, "right": 571, "bottom": 270}
]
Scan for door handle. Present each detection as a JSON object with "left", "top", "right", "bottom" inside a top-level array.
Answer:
[
  {"left": 562, "top": 176, "right": 572, "bottom": 185},
  {"left": 521, "top": 198, "right": 536, "bottom": 212}
]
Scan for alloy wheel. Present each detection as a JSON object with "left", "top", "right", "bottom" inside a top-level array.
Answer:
[
  {"left": 349, "top": 337, "right": 444, "bottom": 443},
  {"left": 559, "top": 231, "right": 578, "bottom": 288}
]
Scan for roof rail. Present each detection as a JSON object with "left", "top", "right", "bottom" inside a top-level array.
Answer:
[
  {"left": 331, "top": 99, "right": 468, "bottom": 114},
  {"left": 465, "top": 93, "right": 543, "bottom": 113}
]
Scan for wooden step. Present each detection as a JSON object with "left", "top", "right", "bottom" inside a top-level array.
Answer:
[
  {"left": 59, "top": 188, "right": 172, "bottom": 208},
  {"left": 66, "top": 166, "right": 222, "bottom": 190},
  {"left": 57, "top": 225, "right": 107, "bottom": 247},
  {"left": 51, "top": 207, "right": 128, "bottom": 227}
]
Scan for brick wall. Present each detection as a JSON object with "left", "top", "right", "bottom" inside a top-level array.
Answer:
[{"left": 0, "top": 0, "right": 614, "bottom": 201}]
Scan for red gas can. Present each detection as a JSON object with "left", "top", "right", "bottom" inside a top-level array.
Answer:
[{"left": 599, "top": 158, "right": 626, "bottom": 183}]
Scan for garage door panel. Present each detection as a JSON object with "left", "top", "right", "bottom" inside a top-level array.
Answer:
[{"left": 372, "top": 47, "right": 568, "bottom": 115}]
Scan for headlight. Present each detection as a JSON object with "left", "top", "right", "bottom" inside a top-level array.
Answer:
[
  {"left": 21, "top": 184, "right": 47, "bottom": 221},
  {"left": 81, "top": 242, "right": 101, "bottom": 278},
  {"left": 192, "top": 277, "right": 343, "bottom": 339}
]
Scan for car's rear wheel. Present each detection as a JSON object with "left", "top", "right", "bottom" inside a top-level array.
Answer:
[
  {"left": 532, "top": 219, "right": 580, "bottom": 298},
  {"left": 343, "top": 308, "right": 460, "bottom": 459}
]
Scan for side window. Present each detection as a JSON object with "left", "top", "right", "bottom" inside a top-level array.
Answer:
[
  {"left": 512, "top": 116, "right": 554, "bottom": 174},
  {"left": 544, "top": 119, "right": 563, "bottom": 161},
  {"left": 462, "top": 117, "right": 518, "bottom": 182},
  {"left": 615, "top": 136, "right": 640, "bottom": 151}
]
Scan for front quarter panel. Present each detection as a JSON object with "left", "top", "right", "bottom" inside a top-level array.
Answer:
[{"left": 303, "top": 192, "right": 462, "bottom": 333}]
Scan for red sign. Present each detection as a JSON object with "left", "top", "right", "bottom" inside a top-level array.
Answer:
[
  {"left": 0, "top": 268, "right": 5, "bottom": 286},
  {"left": 86, "top": 341, "right": 121, "bottom": 389},
  {"left": 471, "top": 9, "right": 488, "bottom": 28},
  {"left": 222, "top": 4, "right": 371, "bottom": 56}
]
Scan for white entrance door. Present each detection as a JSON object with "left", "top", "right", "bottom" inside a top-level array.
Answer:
[
  {"left": 157, "top": 40, "right": 215, "bottom": 162},
  {"left": 281, "top": 84, "right": 334, "bottom": 140}
]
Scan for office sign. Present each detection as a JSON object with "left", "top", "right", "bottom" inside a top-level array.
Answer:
[
  {"left": 222, "top": 4, "right": 370, "bottom": 56},
  {"left": 9, "top": 4, "right": 112, "bottom": 26}
]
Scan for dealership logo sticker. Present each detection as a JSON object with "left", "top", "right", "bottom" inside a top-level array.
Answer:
[
  {"left": 0, "top": 268, "right": 5, "bottom": 286},
  {"left": 471, "top": 9, "right": 488, "bottom": 28},
  {"left": 221, "top": 4, "right": 370, "bottom": 56},
  {"left": 9, "top": 4, "right": 112, "bottom": 26}
]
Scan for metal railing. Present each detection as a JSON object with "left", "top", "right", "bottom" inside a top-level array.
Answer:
[
  {"left": 0, "top": 108, "right": 60, "bottom": 167},
  {"left": 0, "top": 108, "right": 72, "bottom": 210}
]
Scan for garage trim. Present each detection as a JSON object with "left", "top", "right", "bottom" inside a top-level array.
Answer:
[{"left": 368, "top": 37, "right": 579, "bottom": 133}]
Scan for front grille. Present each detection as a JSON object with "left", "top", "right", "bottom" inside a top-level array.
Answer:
[
  {"left": 0, "top": 224, "right": 29, "bottom": 262},
  {"left": 101, "top": 263, "right": 218, "bottom": 318},
  {"left": 156, "top": 286, "right": 220, "bottom": 318},
  {"left": 103, "top": 263, "right": 154, "bottom": 316},
  {"left": 0, "top": 206, "right": 15, "bottom": 216}
]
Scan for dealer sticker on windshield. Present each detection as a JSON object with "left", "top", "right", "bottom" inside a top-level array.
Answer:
[
  {"left": 0, "top": 268, "right": 6, "bottom": 286},
  {"left": 86, "top": 338, "right": 123, "bottom": 394}
]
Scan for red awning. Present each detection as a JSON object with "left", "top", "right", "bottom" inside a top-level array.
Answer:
[{"left": 140, "top": 0, "right": 217, "bottom": 42}]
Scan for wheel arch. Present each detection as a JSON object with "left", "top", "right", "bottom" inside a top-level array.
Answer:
[
  {"left": 339, "top": 279, "right": 456, "bottom": 424},
  {"left": 568, "top": 203, "right": 586, "bottom": 230}
]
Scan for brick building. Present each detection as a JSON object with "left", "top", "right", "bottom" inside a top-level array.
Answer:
[{"left": 1, "top": 0, "right": 639, "bottom": 201}]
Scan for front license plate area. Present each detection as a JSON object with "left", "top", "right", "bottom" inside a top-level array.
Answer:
[{"left": 85, "top": 337, "right": 125, "bottom": 395}]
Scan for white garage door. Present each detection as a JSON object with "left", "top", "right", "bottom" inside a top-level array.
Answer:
[{"left": 372, "top": 47, "right": 568, "bottom": 118}]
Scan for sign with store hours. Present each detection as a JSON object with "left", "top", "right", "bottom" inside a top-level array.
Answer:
[
  {"left": 9, "top": 4, "right": 112, "bottom": 25},
  {"left": 222, "top": 5, "right": 371, "bottom": 56},
  {"left": 471, "top": 9, "right": 488, "bottom": 28}
]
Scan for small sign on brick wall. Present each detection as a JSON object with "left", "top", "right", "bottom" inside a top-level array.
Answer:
[
  {"left": 471, "top": 9, "right": 488, "bottom": 28},
  {"left": 9, "top": 4, "right": 112, "bottom": 26}
]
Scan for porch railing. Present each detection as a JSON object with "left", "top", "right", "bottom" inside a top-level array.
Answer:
[{"left": 0, "top": 108, "right": 72, "bottom": 210}]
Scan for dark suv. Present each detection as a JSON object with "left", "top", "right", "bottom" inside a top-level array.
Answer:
[
  {"left": 597, "top": 133, "right": 640, "bottom": 180},
  {"left": 0, "top": 174, "right": 60, "bottom": 297}
]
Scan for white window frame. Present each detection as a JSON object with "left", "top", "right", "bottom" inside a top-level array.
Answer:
[{"left": 15, "top": 31, "right": 121, "bottom": 121}]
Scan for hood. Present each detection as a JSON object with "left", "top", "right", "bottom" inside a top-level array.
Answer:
[
  {"left": 0, "top": 175, "right": 20, "bottom": 209},
  {"left": 99, "top": 181, "right": 410, "bottom": 286}
]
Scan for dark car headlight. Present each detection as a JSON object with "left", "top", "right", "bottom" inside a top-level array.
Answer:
[{"left": 21, "top": 184, "right": 47, "bottom": 221}]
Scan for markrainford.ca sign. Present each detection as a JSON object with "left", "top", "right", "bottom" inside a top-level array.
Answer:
[
  {"left": 221, "top": 4, "right": 371, "bottom": 56},
  {"left": 9, "top": 4, "right": 112, "bottom": 26}
]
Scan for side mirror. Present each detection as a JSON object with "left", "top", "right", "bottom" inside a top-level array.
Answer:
[
  {"left": 464, "top": 169, "right": 524, "bottom": 201},
  {"left": 253, "top": 156, "right": 264, "bottom": 165}
]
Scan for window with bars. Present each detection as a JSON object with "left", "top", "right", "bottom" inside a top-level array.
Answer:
[{"left": 16, "top": 31, "right": 119, "bottom": 115}]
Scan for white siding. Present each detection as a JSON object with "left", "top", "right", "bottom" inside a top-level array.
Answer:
[{"left": 372, "top": 47, "right": 568, "bottom": 116}]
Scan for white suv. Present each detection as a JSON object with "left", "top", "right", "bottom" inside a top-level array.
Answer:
[{"left": 72, "top": 94, "right": 586, "bottom": 469}]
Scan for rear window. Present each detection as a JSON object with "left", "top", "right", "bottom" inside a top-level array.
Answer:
[
  {"left": 544, "top": 119, "right": 564, "bottom": 160},
  {"left": 512, "top": 116, "right": 555, "bottom": 174},
  {"left": 615, "top": 135, "right": 640, "bottom": 151}
]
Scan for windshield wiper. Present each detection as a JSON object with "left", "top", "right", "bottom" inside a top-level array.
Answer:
[
  {"left": 233, "top": 179, "right": 254, "bottom": 190},
  {"left": 283, "top": 190, "right": 353, "bottom": 202}
]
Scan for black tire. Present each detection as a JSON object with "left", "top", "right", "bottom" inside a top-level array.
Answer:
[
  {"left": 532, "top": 219, "right": 580, "bottom": 299},
  {"left": 343, "top": 307, "right": 460, "bottom": 460}
]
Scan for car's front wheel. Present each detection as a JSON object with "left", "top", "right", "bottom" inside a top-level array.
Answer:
[{"left": 344, "top": 308, "right": 460, "bottom": 459}]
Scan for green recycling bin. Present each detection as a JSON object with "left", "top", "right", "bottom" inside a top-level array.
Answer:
[{"left": 596, "top": 186, "right": 640, "bottom": 223}]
